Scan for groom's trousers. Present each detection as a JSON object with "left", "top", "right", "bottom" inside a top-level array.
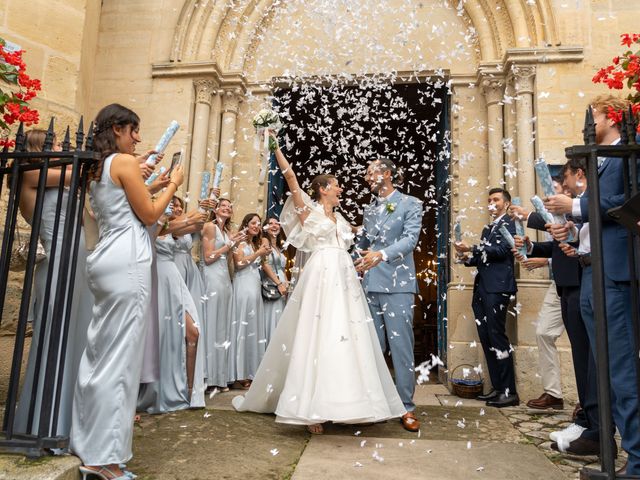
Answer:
[{"left": 366, "top": 291, "right": 416, "bottom": 412}]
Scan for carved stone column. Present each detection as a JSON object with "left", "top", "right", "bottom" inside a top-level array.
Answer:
[
  {"left": 188, "top": 79, "right": 215, "bottom": 208},
  {"left": 503, "top": 78, "right": 519, "bottom": 198},
  {"left": 206, "top": 91, "right": 222, "bottom": 173},
  {"left": 218, "top": 89, "right": 242, "bottom": 199},
  {"left": 513, "top": 65, "right": 536, "bottom": 208},
  {"left": 480, "top": 77, "right": 505, "bottom": 189}
]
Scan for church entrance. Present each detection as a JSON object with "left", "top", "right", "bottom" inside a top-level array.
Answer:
[{"left": 268, "top": 77, "right": 450, "bottom": 367}]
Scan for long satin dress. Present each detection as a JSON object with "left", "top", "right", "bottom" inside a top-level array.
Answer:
[
  {"left": 233, "top": 194, "right": 406, "bottom": 425},
  {"left": 15, "top": 189, "right": 94, "bottom": 438},
  {"left": 230, "top": 243, "right": 266, "bottom": 382},
  {"left": 200, "top": 225, "right": 233, "bottom": 387},
  {"left": 263, "top": 250, "right": 287, "bottom": 345},
  {"left": 70, "top": 153, "right": 153, "bottom": 466},
  {"left": 137, "top": 235, "right": 205, "bottom": 413},
  {"left": 174, "top": 233, "right": 207, "bottom": 356}
]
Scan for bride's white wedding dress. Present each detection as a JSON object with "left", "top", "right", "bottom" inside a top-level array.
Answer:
[{"left": 232, "top": 194, "right": 406, "bottom": 425}]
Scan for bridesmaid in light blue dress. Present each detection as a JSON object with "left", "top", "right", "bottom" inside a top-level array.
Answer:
[
  {"left": 13, "top": 129, "right": 94, "bottom": 439},
  {"left": 70, "top": 104, "right": 184, "bottom": 480},
  {"left": 137, "top": 234, "right": 205, "bottom": 413},
  {"left": 200, "top": 199, "right": 242, "bottom": 389},
  {"left": 230, "top": 213, "right": 270, "bottom": 388},
  {"left": 261, "top": 217, "right": 289, "bottom": 345}
]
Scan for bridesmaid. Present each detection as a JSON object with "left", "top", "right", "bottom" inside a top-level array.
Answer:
[
  {"left": 170, "top": 196, "right": 208, "bottom": 346},
  {"left": 200, "top": 199, "right": 243, "bottom": 390},
  {"left": 261, "top": 217, "right": 289, "bottom": 345},
  {"left": 70, "top": 104, "right": 184, "bottom": 480},
  {"left": 230, "top": 213, "right": 271, "bottom": 388},
  {"left": 136, "top": 226, "right": 206, "bottom": 413},
  {"left": 13, "top": 129, "right": 94, "bottom": 439}
]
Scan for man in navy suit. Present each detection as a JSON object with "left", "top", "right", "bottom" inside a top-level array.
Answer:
[
  {"left": 454, "top": 188, "right": 519, "bottom": 407},
  {"left": 545, "top": 95, "right": 640, "bottom": 473}
]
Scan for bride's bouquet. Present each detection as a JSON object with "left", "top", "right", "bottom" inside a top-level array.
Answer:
[{"left": 253, "top": 108, "right": 283, "bottom": 183}]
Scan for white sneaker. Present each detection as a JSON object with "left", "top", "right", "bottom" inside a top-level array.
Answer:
[{"left": 549, "top": 423, "right": 586, "bottom": 443}]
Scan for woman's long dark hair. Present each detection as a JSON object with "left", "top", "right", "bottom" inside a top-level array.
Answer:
[
  {"left": 240, "top": 213, "right": 262, "bottom": 251},
  {"left": 262, "top": 217, "right": 285, "bottom": 250},
  {"left": 89, "top": 104, "right": 140, "bottom": 182}
]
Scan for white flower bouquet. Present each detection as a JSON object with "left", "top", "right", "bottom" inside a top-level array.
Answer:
[{"left": 252, "top": 109, "right": 282, "bottom": 152}]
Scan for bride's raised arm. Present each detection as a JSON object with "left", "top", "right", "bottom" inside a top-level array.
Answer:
[{"left": 271, "top": 132, "right": 310, "bottom": 225}]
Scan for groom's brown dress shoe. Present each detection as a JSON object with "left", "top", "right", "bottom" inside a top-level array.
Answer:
[
  {"left": 401, "top": 412, "right": 420, "bottom": 432},
  {"left": 526, "top": 393, "right": 564, "bottom": 410}
]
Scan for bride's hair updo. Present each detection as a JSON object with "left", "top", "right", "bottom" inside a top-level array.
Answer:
[
  {"left": 308, "top": 174, "right": 336, "bottom": 201},
  {"left": 89, "top": 103, "right": 140, "bottom": 181}
]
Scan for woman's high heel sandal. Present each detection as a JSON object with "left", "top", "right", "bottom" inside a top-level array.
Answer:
[{"left": 79, "top": 465, "right": 132, "bottom": 480}]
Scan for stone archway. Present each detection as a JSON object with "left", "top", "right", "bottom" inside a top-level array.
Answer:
[{"left": 152, "top": 0, "right": 585, "bottom": 396}]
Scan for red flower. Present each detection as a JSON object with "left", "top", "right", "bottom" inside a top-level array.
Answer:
[{"left": 607, "top": 106, "right": 623, "bottom": 124}]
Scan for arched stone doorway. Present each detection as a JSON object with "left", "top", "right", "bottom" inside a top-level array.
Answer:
[{"left": 150, "top": 0, "right": 584, "bottom": 396}]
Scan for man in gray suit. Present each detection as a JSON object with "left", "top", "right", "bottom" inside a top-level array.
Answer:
[{"left": 356, "top": 158, "right": 424, "bottom": 432}]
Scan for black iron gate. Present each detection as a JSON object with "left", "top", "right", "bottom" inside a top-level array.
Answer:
[{"left": 0, "top": 118, "right": 95, "bottom": 456}]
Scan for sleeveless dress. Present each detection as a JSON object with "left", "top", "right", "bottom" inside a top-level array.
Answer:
[
  {"left": 232, "top": 195, "right": 406, "bottom": 425},
  {"left": 229, "top": 243, "right": 266, "bottom": 382},
  {"left": 137, "top": 235, "right": 205, "bottom": 413},
  {"left": 70, "top": 153, "right": 153, "bottom": 466},
  {"left": 200, "top": 225, "right": 234, "bottom": 387},
  {"left": 15, "top": 189, "right": 94, "bottom": 438},
  {"left": 263, "top": 249, "right": 287, "bottom": 344}
]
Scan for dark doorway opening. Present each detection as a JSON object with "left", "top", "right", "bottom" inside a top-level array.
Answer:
[{"left": 269, "top": 78, "right": 450, "bottom": 367}]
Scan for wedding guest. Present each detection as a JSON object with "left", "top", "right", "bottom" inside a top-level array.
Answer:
[
  {"left": 509, "top": 177, "right": 565, "bottom": 411},
  {"left": 230, "top": 213, "right": 271, "bottom": 389},
  {"left": 70, "top": 104, "right": 184, "bottom": 480},
  {"left": 454, "top": 188, "right": 519, "bottom": 408},
  {"left": 171, "top": 196, "right": 209, "bottom": 355},
  {"left": 544, "top": 95, "right": 640, "bottom": 470},
  {"left": 261, "top": 217, "right": 289, "bottom": 344},
  {"left": 136, "top": 227, "right": 205, "bottom": 413},
  {"left": 13, "top": 129, "right": 94, "bottom": 440},
  {"left": 200, "top": 199, "right": 244, "bottom": 390}
]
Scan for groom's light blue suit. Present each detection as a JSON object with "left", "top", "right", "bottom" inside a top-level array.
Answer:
[{"left": 358, "top": 189, "right": 423, "bottom": 412}]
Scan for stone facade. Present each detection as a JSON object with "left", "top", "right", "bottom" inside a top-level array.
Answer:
[{"left": 3, "top": 0, "right": 638, "bottom": 400}]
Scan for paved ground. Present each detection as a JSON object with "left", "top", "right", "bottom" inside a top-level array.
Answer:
[{"left": 0, "top": 383, "right": 626, "bottom": 479}]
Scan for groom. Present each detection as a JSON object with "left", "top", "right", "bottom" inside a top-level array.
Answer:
[{"left": 356, "top": 158, "right": 424, "bottom": 432}]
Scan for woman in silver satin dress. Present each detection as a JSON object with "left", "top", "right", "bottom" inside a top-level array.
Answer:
[
  {"left": 261, "top": 217, "right": 289, "bottom": 345},
  {"left": 137, "top": 234, "right": 205, "bottom": 413},
  {"left": 70, "top": 104, "right": 185, "bottom": 480},
  {"left": 13, "top": 130, "right": 94, "bottom": 439},
  {"left": 200, "top": 199, "right": 243, "bottom": 390},
  {"left": 230, "top": 213, "right": 271, "bottom": 388}
]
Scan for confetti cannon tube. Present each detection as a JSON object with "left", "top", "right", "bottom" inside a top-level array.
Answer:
[
  {"left": 511, "top": 198, "right": 529, "bottom": 257},
  {"left": 146, "top": 120, "right": 180, "bottom": 166},
  {"left": 499, "top": 225, "right": 526, "bottom": 260},
  {"left": 454, "top": 222, "right": 462, "bottom": 242},
  {"left": 212, "top": 162, "right": 224, "bottom": 197},
  {"left": 530, "top": 195, "right": 575, "bottom": 242},
  {"left": 199, "top": 172, "right": 211, "bottom": 201},
  {"left": 144, "top": 166, "right": 166, "bottom": 186}
]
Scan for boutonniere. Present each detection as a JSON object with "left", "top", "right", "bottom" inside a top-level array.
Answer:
[{"left": 385, "top": 203, "right": 396, "bottom": 214}]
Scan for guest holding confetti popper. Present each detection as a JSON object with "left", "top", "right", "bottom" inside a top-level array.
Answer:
[
  {"left": 230, "top": 213, "right": 271, "bottom": 389},
  {"left": 201, "top": 199, "right": 245, "bottom": 391},
  {"left": 454, "top": 187, "right": 519, "bottom": 408},
  {"left": 70, "top": 104, "right": 184, "bottom": 480}
]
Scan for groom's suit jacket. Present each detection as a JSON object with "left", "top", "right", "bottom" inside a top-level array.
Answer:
[{"left": 357, "top": 189, "right": 423, "bottom": 294}]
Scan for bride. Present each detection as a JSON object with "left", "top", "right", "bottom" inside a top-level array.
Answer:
[{"left": 232, "top": 133, "right": 406, "bottom": 434}]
